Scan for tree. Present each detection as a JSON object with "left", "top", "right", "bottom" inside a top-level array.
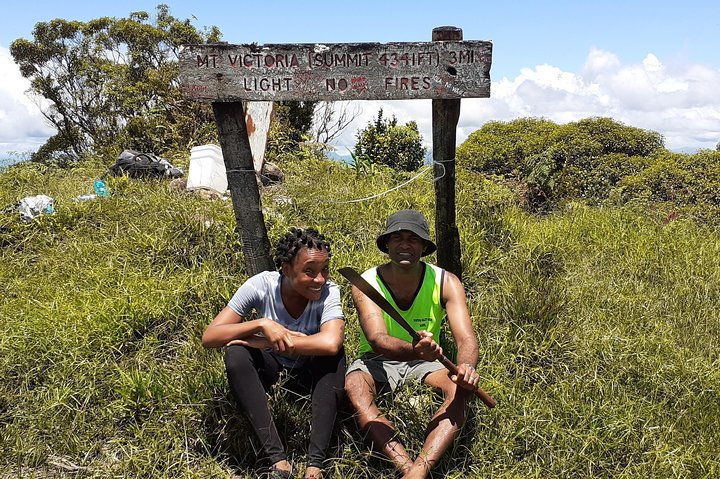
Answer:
[
  {"left": 279, "top": 101, "right": 317, "bottom": 144},
  {"left": 10, "top": 4, "right": 221, "bottom": 164},
  {"left": 353, "top": 109, "right": 426, "bottom": 172}
]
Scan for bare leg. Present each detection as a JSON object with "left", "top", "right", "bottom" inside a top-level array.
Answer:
[
  {"left": 345, "top": 370, "right": 413, "bottom": 475},
  {"left": 402, "top": 370, "right": 472, "bottom": 479}
]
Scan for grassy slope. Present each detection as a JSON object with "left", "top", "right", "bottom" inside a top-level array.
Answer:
[{"left": 0, "top": 158, "right": 718, "bottom": 478}]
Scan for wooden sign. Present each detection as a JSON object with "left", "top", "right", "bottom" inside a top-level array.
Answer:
[{"left": 179, "top": 41, "right": 492, "bottom": 102}]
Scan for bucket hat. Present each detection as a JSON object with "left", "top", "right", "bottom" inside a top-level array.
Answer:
[{"left": 376, "top": 210, "right": 437, "bottom": 256}]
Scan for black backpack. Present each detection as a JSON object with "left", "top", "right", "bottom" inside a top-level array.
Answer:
[{"left": 108, "top": 150, "right": 184, "bottom": 179}]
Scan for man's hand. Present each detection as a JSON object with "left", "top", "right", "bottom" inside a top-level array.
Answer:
[
  {"left": 451, "top": 363, "right": 480, "bottom": 391},
  {"left": 412, "top": 330, "right": 443, "bottom": 361}
]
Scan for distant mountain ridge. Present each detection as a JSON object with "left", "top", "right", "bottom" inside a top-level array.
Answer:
[
  {"left": 325, "top": 150, "right": 434, "bottom": 164},
  {"left": 0, "top": 157, "right": 22, "bottom": 170}
]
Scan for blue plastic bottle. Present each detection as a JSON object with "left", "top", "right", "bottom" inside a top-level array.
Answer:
[{"left": 93, "top": 179, "right": 110, "bottom": 197}]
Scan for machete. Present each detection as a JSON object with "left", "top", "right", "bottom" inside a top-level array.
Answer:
[{"left": 338, "top": 266, "right": 496, "bottom": 408}]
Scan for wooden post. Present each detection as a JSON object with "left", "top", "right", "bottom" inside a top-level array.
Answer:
[
  {"left": 212, "top": 101, "right": 275, "bottom": 276},
  {"left": 432, "top": 26, "right": 463, "bottom": 280}
]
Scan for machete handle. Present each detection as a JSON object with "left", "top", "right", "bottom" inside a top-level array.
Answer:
[
  {"left": 438, "top": 356, "right": 497, "bottom": 408},
  {"left": 407, "top": 329, "right": 496, "bottom": 407},
  {"left": 338, "top": 267, "right": 497, "bottom": 409},
  {"left": 408, "top": 329, "right": 497, "bottom": 408}
]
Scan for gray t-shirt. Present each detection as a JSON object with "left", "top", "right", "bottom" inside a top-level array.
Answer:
[{"left": 227, "top": 270, "right": 344, "bottom": 367}]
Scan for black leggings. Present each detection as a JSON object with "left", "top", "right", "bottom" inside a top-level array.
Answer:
[{"left": 224, "top": 345, "right": 346, "bottom": 468}]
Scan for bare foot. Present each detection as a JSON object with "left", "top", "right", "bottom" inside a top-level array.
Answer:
[{"left": 305, "top": 465, "right": 322, "bottom": 479}]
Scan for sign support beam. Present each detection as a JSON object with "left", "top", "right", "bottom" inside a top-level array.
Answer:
[
  {"left": 432, "top": 27, "right": 463, "bottom": 279},
  {"left": 212, "top": 101, "right": 275, "bottom": 275}
]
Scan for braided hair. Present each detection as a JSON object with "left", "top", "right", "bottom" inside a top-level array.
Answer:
[{"left": 273, "top": 227, "right": 332, "bottom": 269}]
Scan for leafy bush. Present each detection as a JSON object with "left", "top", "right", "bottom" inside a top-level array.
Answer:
[
  {"left": 558, "top": 153, "right": 653, "bottom": 204},
  {"left": 615, "top": 148, "right": 720, "bottom": 225},
  {"left": 555, "top": 117, "right": 664, "bottom": 158},
  {"left": 618, "top": 149, "right": 720, "bottom": 203},
  {"left": 456, "top": 117, "right": 558, "bottom": 175},
  {"left": 457, "top": 117, "right": 670, "bottom": 212},
  {"left": 353, "top": 109, "right": 426, "bottom": 172}
]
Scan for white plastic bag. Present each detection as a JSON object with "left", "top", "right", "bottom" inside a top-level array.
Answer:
[{"left": 18, "top": 195, "right": 55, "bottom": 221}]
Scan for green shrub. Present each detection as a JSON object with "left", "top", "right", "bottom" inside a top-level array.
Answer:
[
  {"left": 618, "top": 149, "right": 720, "bottom": 203},
  {"left": 555, "top": 117, "right": 664, "bottom": 158},
  {"left": 353, "top": 109, "right": 426, "bottom": 172},
  {"left": 456, "top": 117, "right": 558, "bottom": 175},
  {"left": 456, "top": 117, "right": 689, "bottom": 214},
  {"left": 558, "top": 153, "right": 653, "bottom": 204}
]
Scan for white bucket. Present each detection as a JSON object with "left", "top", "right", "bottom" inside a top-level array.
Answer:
[{"left": 186, "top": 144, "right": 227, "bottom": 194}]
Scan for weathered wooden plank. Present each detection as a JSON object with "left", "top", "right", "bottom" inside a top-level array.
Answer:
[
  {"left": 212, "top": 101, "right": 275, "bottom": 275},
  {"left": 179, "top": 41, "right": 492, "bottom": 101},
  {"left": 432, "top": 26, "right": 463, "bottom": 280}
]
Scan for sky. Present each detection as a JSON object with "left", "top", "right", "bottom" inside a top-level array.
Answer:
[{"left": 1, "top": 0, "right": 719, "bottom": 159}]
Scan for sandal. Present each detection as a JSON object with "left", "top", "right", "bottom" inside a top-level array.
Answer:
[{"left": 266, "top": 466, "right": 292, "bottom": 479}]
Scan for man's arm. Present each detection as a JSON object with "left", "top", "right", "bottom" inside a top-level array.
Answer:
[
  {"left": 352, "top": 284, "right": 441, "bottom": 361},
  {"left": 443, "top": 271, "right": 480, "bottom": 389}
]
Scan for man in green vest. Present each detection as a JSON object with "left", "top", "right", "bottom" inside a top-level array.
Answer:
[{"left": 345, "top": 209, "right": 480, "bottom": 479}]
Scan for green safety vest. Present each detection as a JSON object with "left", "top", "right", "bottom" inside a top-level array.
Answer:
[{"left": 357, "top": 262, "right": 445, "bottom": 355}]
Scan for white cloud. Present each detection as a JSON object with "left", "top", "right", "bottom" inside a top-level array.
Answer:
[
  {"left": 2, "top": 44, "right": 719, "bottom": 158},
  {"left": 473, "top": 51, "right": 720, "bottom": 151},
  {"left": 582, "top": 47, "right": 621, "bottom": 79},
  {"left": 335, "top": 48, "right": 720, "bottom": 153},
  {"left": 0, "top": 45, "right": 56, "bottom": 156}
]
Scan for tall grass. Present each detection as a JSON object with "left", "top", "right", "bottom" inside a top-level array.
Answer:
[{"left": 1, "top": 157, "right": 718, "bottom": 477}]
